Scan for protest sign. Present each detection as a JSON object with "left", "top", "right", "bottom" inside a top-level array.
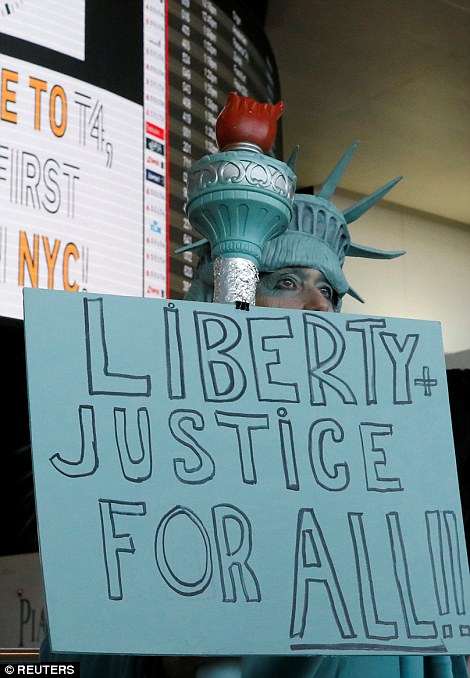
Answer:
[{"left": 23, "top": 288, "right": 470, "bottom": 656}]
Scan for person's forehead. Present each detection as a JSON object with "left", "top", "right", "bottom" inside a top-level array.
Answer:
[{"left": 265, "top": 266, "right": 328, "bottom": 281}]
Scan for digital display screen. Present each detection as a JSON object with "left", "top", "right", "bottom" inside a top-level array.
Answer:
[
  {"left": 167, "top": 0, "right": 281, "bottom": 299},
  {"left": 0, "top": 0, "right": 280, "bottom": 318}
]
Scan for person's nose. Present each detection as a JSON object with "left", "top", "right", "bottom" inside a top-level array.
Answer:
[{"left": 300, "top": 286, "right": 330, "bottom": 312}]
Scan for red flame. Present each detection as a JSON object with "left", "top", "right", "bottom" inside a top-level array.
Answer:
[{"left": 215, "top": 92, "right": 284, "bottom": 153}]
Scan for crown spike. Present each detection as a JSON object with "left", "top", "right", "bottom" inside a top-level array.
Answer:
[
  {"left": 317, "top": 142, "right": 359, "bottom": 200},
  {"left": 343, "top": 176, "right": 403, "bottom": 224},
  {"left": 286, "top": 145, "right": 300, "bottom": 171},
  {"left": 348, "top": 242, "right": 405, "bottom": 259},
  {"left": 174, "top": 238, "right": 208, "bottom": 254}
]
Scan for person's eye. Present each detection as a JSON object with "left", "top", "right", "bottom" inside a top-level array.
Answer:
[
  {"left": 275, "top": 276, "right": 298, "bottom": 290},
  {"left": 319, "top": 284, "right": 333, "bottom": 300}
]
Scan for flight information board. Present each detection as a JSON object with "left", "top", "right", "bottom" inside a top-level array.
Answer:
[
  {"left": 167, "top": 0, "right": 282, "bottom": 299},
  {"left": 0, "top": 0, "right": 281, "bottom": 318}
]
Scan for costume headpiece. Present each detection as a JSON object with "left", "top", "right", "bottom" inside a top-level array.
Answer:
[
  {"left": 260, "top": 142, "right": 404, "bottom": 304},
  {"left": 179, "top": 141, "right": 404, "bottom": 308}
]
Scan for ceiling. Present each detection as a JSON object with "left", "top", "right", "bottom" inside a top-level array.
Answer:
[{"left": 263, "top": 0, "right": 470, "bottom": 224}]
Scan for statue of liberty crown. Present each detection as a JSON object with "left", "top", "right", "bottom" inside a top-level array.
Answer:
[
  {"left": 284, "top": 141, "right": 403, "bottom": 266},
  {"left": 177, "top": 141, "right": 404, "bottom": 305}
]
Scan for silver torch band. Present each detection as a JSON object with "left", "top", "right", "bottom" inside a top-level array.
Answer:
[{"left": 213, "top": 257, "right": 259, "bottom": 306}]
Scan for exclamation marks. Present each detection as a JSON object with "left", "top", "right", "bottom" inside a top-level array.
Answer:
[{"left": 426, "top": 510, "right": 469, "bottom": 639}]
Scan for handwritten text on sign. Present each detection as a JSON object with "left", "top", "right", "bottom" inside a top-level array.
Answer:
[{"left": 23, "top": 289, "right": 470, "bottom": 656}]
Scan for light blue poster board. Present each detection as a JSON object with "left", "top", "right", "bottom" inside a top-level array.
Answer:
[{"left": 23, "top": 288, "right": 470, "bottom": 656}]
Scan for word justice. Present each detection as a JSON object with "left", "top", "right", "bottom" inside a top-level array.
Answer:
[{"left": 50, "top": 402, "right": 401, "bottom": 493}]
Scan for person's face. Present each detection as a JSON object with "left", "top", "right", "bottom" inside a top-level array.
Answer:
[{"left": 256, "top": 267, "right": 336, "bottom": 312}]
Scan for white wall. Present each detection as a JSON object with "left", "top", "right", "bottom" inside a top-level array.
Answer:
[{"left": 334, "top": 190, "right": 470, "bottom": 368}]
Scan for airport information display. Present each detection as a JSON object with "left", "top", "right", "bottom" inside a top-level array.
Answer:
[
  {"left": 0, "top": 0, "right": 281, "bottom": 318},
  {"left": 168, "top": 0, "right": 281, "bottom": 298}
]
